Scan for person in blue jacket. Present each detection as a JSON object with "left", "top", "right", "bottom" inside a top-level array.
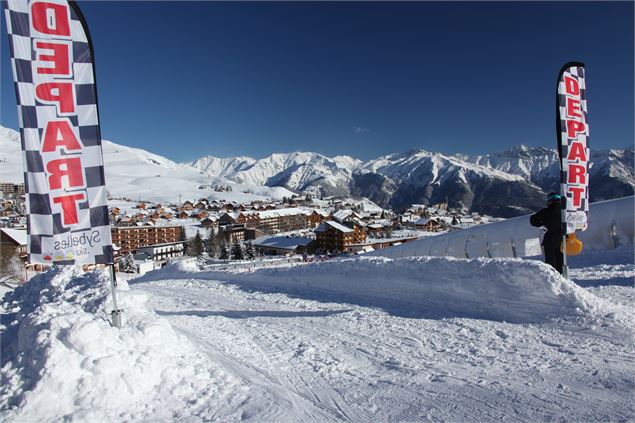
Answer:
[{"left": 530, "top": 192, "right": 564, "bottom": 274}]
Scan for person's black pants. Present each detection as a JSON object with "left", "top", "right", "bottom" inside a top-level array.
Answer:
[{"left": 544, "top": 247, "right": 564, "bottom": 274}]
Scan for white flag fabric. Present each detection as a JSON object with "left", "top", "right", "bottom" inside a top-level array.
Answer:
[
  {"left": 557, "top": 62, "right": 590, "bottom": 234},
  {"left": 3, "top": 0, "right": 113, "bottom": 264}
]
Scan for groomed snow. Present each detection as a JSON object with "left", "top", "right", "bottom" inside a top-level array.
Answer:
[{"left": 1, "top": 248, "right": 633, "bottom": 421}]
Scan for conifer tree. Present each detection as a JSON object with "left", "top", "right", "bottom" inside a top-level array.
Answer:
[
  {"left": 231, "top": 239, "right": 244, "bottom": 260},
  {"left": 188, "top": 231, "right": 204, "bottom": 256},
  {"left": 244, "top": 242, "right": 255, "bottom": 260},
  {"left": 219, "top": 239, "right": 229, "bottom": 260},
  {"left": 206, "top": 231, "right": 218, "bottom": 257},
  {"left": 121, "top": 252, "right": 136, "bottom": 273}
]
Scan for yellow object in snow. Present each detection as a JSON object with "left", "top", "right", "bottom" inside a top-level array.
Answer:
[{"left": 561, "top": 233, "right": 583, "bottom": 256}]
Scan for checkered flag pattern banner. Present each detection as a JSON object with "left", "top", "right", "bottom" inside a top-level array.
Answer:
[
  {"left": 557, "top": 63, "right": 589, "bottom": 234},
  {"left": 3, "top": 0, "right": 113, "bottom": 265}
]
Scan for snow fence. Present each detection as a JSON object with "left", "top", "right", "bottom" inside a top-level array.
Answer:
[
  {"left": 0, "top": 266, "right": 241, "bottom": 421},
  {"left": 369, "top": 196, "right": 634, "bottom": 260},
  {"left": 172, "top": 256, "right": 615, "bottom": 324}
]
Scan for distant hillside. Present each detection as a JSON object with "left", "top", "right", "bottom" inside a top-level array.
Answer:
[{"left": 0, "top": 126, "right": 293, "bottom": 204}]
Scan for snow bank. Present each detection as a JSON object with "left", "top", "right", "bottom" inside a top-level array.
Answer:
[
  {"left": 146, "top": 256, "right": 620, "bottom": 324},
  {"left": 370, "top": 196, "right": 634, "bottom": 260},
  {"left": 0, "top": 267, "right": 240, "bottom": 421}
]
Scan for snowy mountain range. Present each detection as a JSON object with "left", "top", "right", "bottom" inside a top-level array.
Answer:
[
  {"left": 1, "top": 125, "right": 632, "bottom": 216},
  {"left": 190, "top": 145, "right": 634, "bottom": 217}
]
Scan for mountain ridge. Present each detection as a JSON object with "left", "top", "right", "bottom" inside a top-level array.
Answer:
[
  {"left": 189, "top": 144, "right": 634, "bottom": 216},
  {"left": 1, "top": 125, "right": 631, "bottom": 217}
]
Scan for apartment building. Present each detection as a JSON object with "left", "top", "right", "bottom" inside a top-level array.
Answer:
[
  {"left": 111, "top": 225, "right": 181, "bottom": 255},
  {"left": 257, "top": 208, "right": 308, "bottom": 234}
]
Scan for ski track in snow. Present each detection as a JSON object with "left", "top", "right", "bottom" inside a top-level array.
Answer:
[{"left": 132, "top": 253, "right": 635, "bottom": 422}]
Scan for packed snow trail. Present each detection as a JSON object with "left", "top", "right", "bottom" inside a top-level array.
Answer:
[
  {"left": 130, "top": 250, "right": 634, "bottom": 422},
  {"left": 1, "top": 248, "right": 633, "bottom": 421}
]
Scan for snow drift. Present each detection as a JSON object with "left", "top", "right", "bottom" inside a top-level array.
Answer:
[
  {"left": 0, "top": 267, "right": 242, "bottom": 421},
  {"left": 369, "top": 196, "right": 634, "bottom": 260},
  {"left": 144, "top": 256, "right": 614, "bottom": 324}
]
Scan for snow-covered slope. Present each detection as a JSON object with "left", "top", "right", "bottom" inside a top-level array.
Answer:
[
  {"left": 0, "top": 126, "right": 293, "bottom": 204},
  {"left": 0, "top": 127, "right": 25, "bottom": 184},
  {"left": 2, "top": 247, "right": 632, "bottom": 421},
  {"left": 101, "top": 140, "right": 292, "bottom": 203},
  {"left": 0, "top": 266, "right": 246, "bottom": 421},
  {"left": 189, "top": 155, "right": 257, "bottom": 179}
]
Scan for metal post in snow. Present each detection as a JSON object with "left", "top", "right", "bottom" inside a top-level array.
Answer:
[
  {"left": 109, "top": 263, "right": 122, "bottom": 328},
  {"left": 560, "top": 190, "right": 569, "bottom": 279}
]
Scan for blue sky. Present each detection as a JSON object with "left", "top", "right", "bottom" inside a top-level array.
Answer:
[{"left": 1, "top": 1, "right": 633, "bottom": 162}]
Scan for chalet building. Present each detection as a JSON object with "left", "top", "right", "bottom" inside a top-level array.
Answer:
[
  {"left": 133, "top": 212, "right": 147, "bottom": 220},
  {"left": 111, "top": 225, "right": 181, "bottom": 255},
  {"left": 314, "top": 220, "right": 366, "bottom": 253},
  {"left": 208, "top": 202, "right": 223, "bottom": 212},
  {"left": 0, "top": 227, "right": 27, "bottom": 259},
  {"left": 177, "top": 211, "right": 189, "bottom": 219},
  {"left": 201, "top": 217, "right": 219, "bottom": 228},
  {"left": 307, "top": 210, "right": 332, "bottom": 228},
  {"left": 136, "top": 202, "right": 146, "bottom": 209},
  {"left": 332, "top": 209, "right": 364, "bottom": 225},
  {"left": 219, "top": 211, "right": 259, "bottom": 228},
  {"left": 179, "top": 201, "right": 194, "bottom": 211},
  {"left": 117, "top": 216, "right": 135, "bottom": 227},
  {"left": 414, "top": 217, "right": 443, "bottom": 232},
  {"left": 219, "top": 212, "right": 238, "bottom": 225}
]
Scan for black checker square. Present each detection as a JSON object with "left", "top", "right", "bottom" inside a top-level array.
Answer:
[
  {"left": 73, "top": 42, "right": 91, "bottom": 63},
  {"left": 20, "top": 105, "right": 39, "bottom": 128},
  {"left": 25, "top": 150, "right": 44, "bottom": 172},
  {"left": 75, "top": 84, "right": 96, "bottom": 105},
  {"left": 9, "top": 11, "right": 30, "bottom": 37},
  {"left": 28, "top": 193, "right": 52, "bottom": 214},
  {"left": 79, "top": 125, "right": 100, "bottom": 146},
  {"left": 90, "top": 206, "right": 110, "bottom": 227},
  {"left": 84, "top": 166, "right": 105, "bottom": 188},
  {"left": 14, "top": 59, "right": 32, "bottom": 83},
  {"left": 52, "top": 213, "right": 72, "bottom": 235},
  {"left": 29, "top": 234, "right": 43, "bottom": 255}
]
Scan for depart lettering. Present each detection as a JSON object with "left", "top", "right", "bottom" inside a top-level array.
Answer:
[
  {"left": 31, "top": 1, "right": 86, "bottom": 226},
  {"left": 563, "top": 74, "right": 588, "bottom": 208}
]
